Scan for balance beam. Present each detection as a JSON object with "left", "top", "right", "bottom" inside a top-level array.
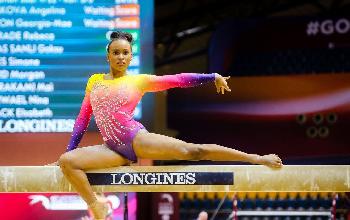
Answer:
[{"left": 0, "top": 165, "right": 349, "bottom": 192}]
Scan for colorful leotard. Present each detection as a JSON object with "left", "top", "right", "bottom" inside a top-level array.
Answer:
[{"left": 67, "top": 73, "right": 216, "bottom": 162}]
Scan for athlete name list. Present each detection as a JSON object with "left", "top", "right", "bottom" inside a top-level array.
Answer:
[{"left": 0, "top": 0, "right": 141, "bottom": 132}]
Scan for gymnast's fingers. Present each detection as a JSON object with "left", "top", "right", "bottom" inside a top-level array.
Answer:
[
  {"left": 45, "top": 161, "right": 58, "bottom": 166},
  {"left": 272, "top": 161, "right": 282, "bottom": 168},
  {"left": 276, "top": 159, "right": 283, "bottom": 166}
]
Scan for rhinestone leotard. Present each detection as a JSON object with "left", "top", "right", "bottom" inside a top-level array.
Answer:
[{"left": 66, "top": 73, "right": 216, "bottom": 162}]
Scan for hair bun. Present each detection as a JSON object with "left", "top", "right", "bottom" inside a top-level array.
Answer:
[
  {"left": 124, "top": 32, "right": 133, "bottom": 43},
  {"left": 110, "top": 31, "right": 122, "bottom": 39},
  {"left": 109, "top": 31, "right": 133, "bottom": 43}
]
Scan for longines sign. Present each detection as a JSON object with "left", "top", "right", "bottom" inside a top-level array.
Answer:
[{"left": 87, "top": 172, "right": 234, "bottom": 185}]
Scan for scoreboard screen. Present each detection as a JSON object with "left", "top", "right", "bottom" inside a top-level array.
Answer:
[{"left": 0, "top": 0, "right": 154, "bottom": 133}]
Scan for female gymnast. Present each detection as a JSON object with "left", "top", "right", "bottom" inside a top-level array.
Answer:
[{"left": 55, "top": 31, "right": 283, "bottom": 220}]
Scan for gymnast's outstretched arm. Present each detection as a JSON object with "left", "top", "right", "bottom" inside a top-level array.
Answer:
[{"left": 138, "top": 72, "right": 231, "bottom": 94}]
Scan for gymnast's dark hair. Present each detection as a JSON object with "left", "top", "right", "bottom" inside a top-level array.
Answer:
[{"left": 106, "top": 31, "right": 133, "bottom": 53}]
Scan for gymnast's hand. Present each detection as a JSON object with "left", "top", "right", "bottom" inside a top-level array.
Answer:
[
  {"left": 214, "top": 73, "right": 231, "bottom": 94},
  {"left": 256, "top": 154, "right": 283, "bottom": 168}
]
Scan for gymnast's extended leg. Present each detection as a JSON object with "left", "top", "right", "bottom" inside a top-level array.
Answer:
[
  {"left": 58, "top": 144, "right": 129, "bottom": 219},
  {"left": 133, "top": 130, "right": 282, "bottom": 167}
]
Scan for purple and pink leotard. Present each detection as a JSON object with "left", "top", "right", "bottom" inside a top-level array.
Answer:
[{"left": 67, "top": 73, "right": 216, "bottom": 162}]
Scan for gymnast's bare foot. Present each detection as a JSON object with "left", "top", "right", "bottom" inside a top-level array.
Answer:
[
  {"left": 256, "top": 154, "right": 283, "bottom": 168},
  {"left": 89, "top": 198, "right": 109, "bottom": 220}
]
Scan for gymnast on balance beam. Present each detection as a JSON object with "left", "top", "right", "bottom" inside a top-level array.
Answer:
[{"left": 48, "top": 31, "right": 283, "bottom": 220}]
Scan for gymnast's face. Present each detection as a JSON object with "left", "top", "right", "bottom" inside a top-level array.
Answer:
[{"left": 107, "top": 39, "right": 132, "bottom": 72}]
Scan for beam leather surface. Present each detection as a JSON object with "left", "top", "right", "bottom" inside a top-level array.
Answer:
[{"left": 0, "top": 165, "right": 349, "bottom": 192}]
